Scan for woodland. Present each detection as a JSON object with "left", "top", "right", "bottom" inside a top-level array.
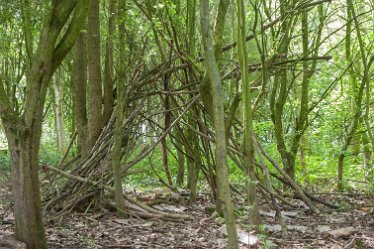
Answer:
[{"left": 0, "top": 0, "right": 373, "bottom": 248}]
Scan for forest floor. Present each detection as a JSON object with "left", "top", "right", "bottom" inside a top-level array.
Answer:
[{"left": 0, "top": 178, "right": 373, "bottom": 249}]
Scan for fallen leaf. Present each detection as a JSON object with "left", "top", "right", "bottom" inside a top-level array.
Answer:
[
  {"left": 260, "top": 210, "right": 298, "bottom": 219},
  {"left": 153, "top": 204, "right": 187, "bottom": 213},
  {"left": 317, "top": 225, "right": 332, "bottom": 233},
  {"left": 219, "top": 225, "right": 259, "bottom": 246},
  {"left": 327, "top": 226, "right": 358, "bottom": 238},
  {"left": 264, "top": 224, "right": 282, "bottom": 232}
]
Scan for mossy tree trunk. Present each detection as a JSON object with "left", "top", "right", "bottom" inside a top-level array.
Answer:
[
  {"left": 112, "top": 0, "right": 127, "bottom": 215},
  {"left": 200, "top": 1, "right": 239, "bottom": 248},
  {"left": 236, "top": 0, "right": 261, "bottom": 229},
  {"left": 87, "top": 0, "right": 103, "bottom": 151},
  {"left": 73, "top": 32, "right": 89, "bottom": 158},
  {"left": 53, "top": 69, "right": 66, "bottom": 154},
  {"left": 102, "top": 0, "right": 116, "bottom": 127}
]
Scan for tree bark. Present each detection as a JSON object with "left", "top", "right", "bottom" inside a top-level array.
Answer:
[
  {"left": 6, "top": 131, "right": 46, "bottom": 249},
  {"left": 74, "top": 32, "right": 89, "bottom": 158},
  {"left": 199, "top": 0, "right": 230, "bottom": 119},
  {"left": 161, "top": 77, "right": 173, "bottom": 186},
  {"left": 87, "top": 0, "right": 103, "bottom": 151},
  {"left": 176, "top": 134, "right": 185, "bottom": 186},
  {"left": 200, "top": 1, "right": 239, "bottom": 248},
  {"left": 300, "top": 136, "right": 310, "bottom": 188},
  {"left": 189, "top": 137, "right": 201, "bottom": 202},
  {"left": 236, "top": 0, "right": 261, "bottom": 229},
  {"left": 112, "top": 0, "right": 127, "bottom": 216},
  {"left": 103, "top": 0, "right": 116, "bottom": 126},
  {"left": 362, "top": 131, "right": 372, "bottom": 181},
  {"left": 53, "top": 70, "right": 65, "bottom": 154}
]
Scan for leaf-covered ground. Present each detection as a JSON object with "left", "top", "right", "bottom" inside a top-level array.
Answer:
[{"left": 1, "top": 179, "right": 373, "bottom": 248}]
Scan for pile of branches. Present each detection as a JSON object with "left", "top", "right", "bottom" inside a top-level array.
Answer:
[{"left": 43, "top": 60, "right": 199, "bottom": 220}]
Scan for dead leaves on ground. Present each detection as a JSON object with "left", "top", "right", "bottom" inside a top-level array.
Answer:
[{"left": 0, "top": 181, "right": 373, "bottom": 249}]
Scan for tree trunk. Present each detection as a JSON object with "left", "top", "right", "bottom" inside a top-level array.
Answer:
[
  {"left": 6, "top": 132, "right": 46, "bottom": 249},
  {"left": 103, "top": 0, "right": 116, "bottom": 126},
  {"left": 74, "top": 32, "right": 89, "bottom": 158},
  {"left": 199, "top": 0, "right": 230, "bottom": 119},
  {"left": 337, "top": 151, "right": 346, "bottom": 190},
  {"left": 200, "top": 1, "right": 239, "bottom": 248},
  {"left": 161, "top": 77, "right": 173, "bottom": 186},
  {"left": 189, "top": 139, "right": 201, "bottom": 202},
  {"left": 269, "top": 2, "right": 295, "bottom": 180},
  {"left": 362, "top": 131, "right": 372, "bottom": 181},
  {"left": 161, "top": 139, "right": 173, "bottom": 185},
  {"left": 112, "top": 73, "right": 126, "bottom": 216},
  {"left": 236, "top": 0, "right": 261, "bottom": 229},
  {"left": 175, "top": 132, "right": 185, "bottom": 186},
  {"left": 53, "top": 71, "right": 65, "bottom": 154},
  {"left": 87, "top": 0, "right": 103, "bottom": 151},
  {"left": 300, "top": 136, "right": 310, "bottom": 188},
  {"left": 111, "top": 0, "right": 127, "bottom": 216}
]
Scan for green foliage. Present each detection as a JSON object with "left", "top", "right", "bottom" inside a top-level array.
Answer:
[
  {"left": 227, "top": 157, "right": 245, "bottom": 184},
  {"left": 0, "top": 149, "right": 10, "bottom": 174},
  {"left": 125, "top": 141, "right": 181, "bottom": 190},
  {"left": 257, "top": 233, "right": 277, "bottom": 249},
  {"left": 39, "top": 140, "right": 62, "bottom": 166}
]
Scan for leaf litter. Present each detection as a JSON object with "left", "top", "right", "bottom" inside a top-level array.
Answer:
[{"left": 0, "top": 179, "right": 373, "bottom": 248}]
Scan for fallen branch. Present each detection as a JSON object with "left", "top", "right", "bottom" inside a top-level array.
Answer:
[
  {"left": 343, "top": 234, "right": 357, "bottom": 249},
  {"left": 254, "top": 137, "right": 320, "bottom": 214}
]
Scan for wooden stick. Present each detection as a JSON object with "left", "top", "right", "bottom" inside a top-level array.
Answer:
[
  {"left": 254, "top": 137, "right": 320, "bottom": 213},
  {"left": 58, "top": 131, "right": 77, "bottom": 168},
  {"left": 343, "top": 234, "right": 357, "bottom": 249}
]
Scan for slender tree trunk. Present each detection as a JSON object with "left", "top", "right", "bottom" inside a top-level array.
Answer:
[
  {"left": 74, "top": 33, "right": 89, "bottom": 158},
  {"left": 351, "top": 136, "right": 361, "bottom": 163},
  {"left": 362, "top": 131, "right": 372, "bottom": 181},
  {"left": 200, "top": 1, "right": 239, "bottom": 248},
  {"left": 269, "top": 2, "right": 294, "bottom": 179},
  {"left": 103, "top": 0, "right": 116, "bottom": 126},
  {"left": 187, "top": 0, "right": 196, "bottom": 58},
  {"left": 337, "top": 150, "right": 346, "bottom": 190},
  {"left": 87, "top": 0, "right": 103, "bottom": 151},
  {"left": 111, "top": 0, "right": 127, "bottom": 215},
  {"left": 299, "top": 11, "right": 311, "bottom": 189},
  {"left": 300, "top": 136, "right": 310, "bottom": 188},
  {"left": 161, "top": 77, "right": 173, "bottom": 186},
  {"left": 53, "top": 70, "right": 65, "bottom": 153},
  {"left": 175, "top": 131, "right": 185, "bottom": 186},
  {"left": 236, "top": 0, "right": 261, "bottom": 229},
  {"left": 146, "top": 97, "right": 154, "bottom": 145},
  {"left": 199, "top": 0, "right": 230, "bottom": 119},
  {"left": 186, "top": 154, "right": 193, "bottom": 189},
  {"left": 190, "top": 137, "right": 201, "bottom": 202}
]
